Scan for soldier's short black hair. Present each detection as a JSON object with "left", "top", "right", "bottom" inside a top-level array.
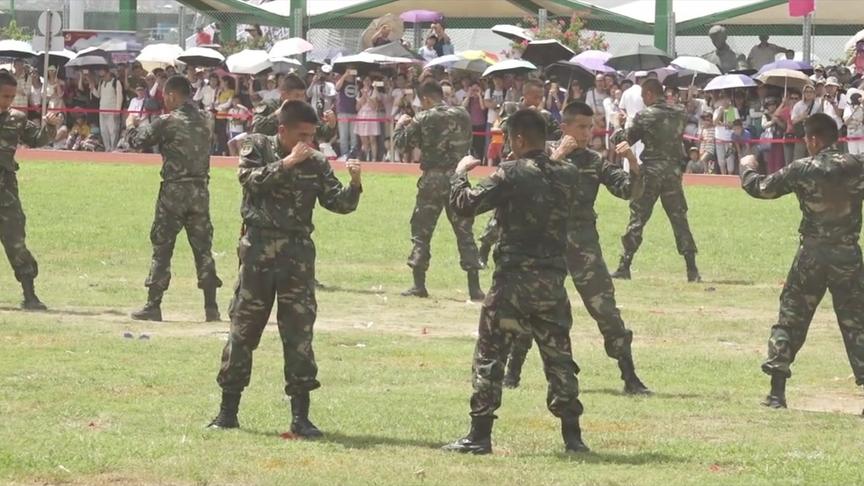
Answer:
[
  {"left": 164, "top": 75, "right": 192, "bottom": 98},
  {"left": 508, "top": 109, "right": 546, "bottom": 145},
  {"left": 418, "top": 80, "right": 443, "bottom": 100},
  {"left": 562, "top": 101, "right": 594, "bottom": 120},
  {"left": 805, "top": 113, "right": 839, "bottom": 146},
  {"left": 0, "top": 71, "right": 17, "bottom": 88},
  {"left": 641, "top": 78, "right": 663, "bottom": 97},
  {"left": 278, "top": 100, "right": 319, "bottom": 127},
  {"left": 280, "top": 73, "right": 307, "bottom": 93},
  {"left": 523, "top": 78, "right": 544, "bottom": 91}
]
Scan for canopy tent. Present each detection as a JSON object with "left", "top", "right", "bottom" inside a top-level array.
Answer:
[{"left": 672, "top": 0, "right": 861, "bottom": 36}]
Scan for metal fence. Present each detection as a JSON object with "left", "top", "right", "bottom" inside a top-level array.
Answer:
[{"left": 0, "top": 1, "right": 854, "bottom": 68}]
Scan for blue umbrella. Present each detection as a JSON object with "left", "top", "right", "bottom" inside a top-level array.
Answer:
[
  {"left": 703, "top": 74, "right": 758, "bottom": 92},
  {"left": 755, "top": 59, "right": 813, "bottom": 77}
]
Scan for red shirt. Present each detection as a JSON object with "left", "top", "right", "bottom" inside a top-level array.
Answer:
[{"left": 196, "top": 31, "right": 212, "bottom": 46}]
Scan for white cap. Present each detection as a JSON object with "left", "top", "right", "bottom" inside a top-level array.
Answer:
[{"left": 321, "top": 64, "right": 332, "bottom": 74}]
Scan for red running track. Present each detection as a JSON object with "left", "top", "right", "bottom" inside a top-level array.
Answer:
[{"left": 16, "top": 149, "right": 740, "bottom": 188}]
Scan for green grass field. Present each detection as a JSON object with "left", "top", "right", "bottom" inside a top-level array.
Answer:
[{"left": 1, "top": 161, "right": 863, "bottom": 486}]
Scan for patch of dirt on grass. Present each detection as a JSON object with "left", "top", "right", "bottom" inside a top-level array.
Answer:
[{"left": 791, "top": 390, "right": 864, "bottom": 415}]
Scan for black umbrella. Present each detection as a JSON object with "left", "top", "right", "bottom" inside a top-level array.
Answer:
[
  {"left": 728, "top": 67, "right": 757, "bottom": 77},
  {"left": 364, "top": 42, "right": 422, "bottom": 61},
  {"left": 606, "top": 45, "right": 672, "bottom": 72},
  {"left": 663, "top": 70, "right": 718, "bottom": 88},
  {"left": 66, "top": 55, "right": 110, "bottom": 69},
  {"left": 544, "top": 61, "right": 595, "bottom": 90},
  {"left": 521, "top": 39, "right": 576, "bottom": 67}
]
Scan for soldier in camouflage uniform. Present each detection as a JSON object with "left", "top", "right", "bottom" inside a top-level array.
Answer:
[
  {"left": 127, "top": 76, "right": 222, "bottom": 322},
  {"left": 477, "top": 78, "right": 560, "bottom": 267},
  {"left": 443, "top": 109, "right": 588, "bottom": 455},
  {"left": 740, "top": 113, "right": 864, "bottom": 409},
  {"left": 0, "top": 72, "right": 62, "bottom": 310},
  {"left": 394, "top": 81, "right": 484, "bottom": 301},
  {"left": 251, "top": 73, "right": 336, "bottom": 144},
  {"left": 500, "top": 102, "right": 651, "bottom": 395},
  {"left": 609, "top": 79, "right": 701, "bottom": 282},
  {"left": 208, "top": 100, "right": 362, "bottom": 435}
]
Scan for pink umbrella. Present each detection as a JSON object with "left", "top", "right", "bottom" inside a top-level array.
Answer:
[{"left": 400, "top": 10, "right": 443, "bottom": 24}]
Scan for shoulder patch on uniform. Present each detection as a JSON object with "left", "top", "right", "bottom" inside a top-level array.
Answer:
[{"left": 240, "top": 139, "right": 255, "bottom": 157}]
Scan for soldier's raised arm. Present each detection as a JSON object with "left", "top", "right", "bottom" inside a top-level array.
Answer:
[
  {"left": 20, "top": 112, "right": 59, "bottom": 148},
  {"left": 393, "top": 113, "right": 421, "bottom": 152},
  {"left": 740, "top": 154, "right": 799, "bottom": 200},
  {"left": 317, "top": 157, "right": 362, "bottom": 214},
  {"left": 237, "top": 135, "right": 292, "bottom": 192},
  {"left": 450, "top": 156, "right": 510, "bottom": 217},
  {"left": 604, "top": 142, "right": 643, "bottom": 200},
  {"left": 127, "top": 114, "right": 164, "bottom": 150}
]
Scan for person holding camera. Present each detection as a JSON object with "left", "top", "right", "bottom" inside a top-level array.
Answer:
[
  {"left": 844, "top": 90, "right": 864, "bottom": 155},
  {"left": 355, "top": 76, "right": 381, "bottom": 162}
]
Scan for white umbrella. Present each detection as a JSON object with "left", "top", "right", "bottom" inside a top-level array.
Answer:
[
  {"left": 270, "top": 56, "right": 305, "bottom": 74},
  {"left": 270, "top": 38, "right": 314, "bottom": 58},
  {"left": 425, "top": 54, "right": 461, "bottom": 69},
  {"left": 670, "top": 56, "right": 722, "bottom": 75},
  {"left": 483, "top": 59, "right": 537, "bottom": 78},
  {"left": 226, "top": 49, "right": 272, "bottom": 75},
  {"left": 332, "top": 52, "right": 415, "bottom": 73},
  {"left": 177, "top": 46, "right": 225, "bottom": 67},
  {"left": 136, "top": 43, "right": 184, "bottom": 71},
  {"left": 491, "top": 24, "right": 534, "bottom": 43},
  {"left": 0, "top": 39, "right": 37, "bottom": 58}
]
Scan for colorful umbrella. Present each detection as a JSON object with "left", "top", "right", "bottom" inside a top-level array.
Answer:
[
  {"left": 399, "top": 10, "right": 442, "bottom": 24},
  {"left": 571, "top": 50, "right": 615, "bottom": 73}
]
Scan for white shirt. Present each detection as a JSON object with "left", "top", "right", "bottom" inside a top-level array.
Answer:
[
  {"left": 585, "top": 89, "right": 607, "bottom": 114},
  {"left": 258, "top": 89, "right": 281, "bottom": 103},
  {"left": 603, "top": 96, "right": 620, "bottom": 130},
  {"left": 194, "top": 84, "right": 216, "bottom": 109},
  {"left": 306, "top": 81, "right": 337, "bottom": 112},
  {"left": 713, "top": 106, "right": 737, "bottom": 141},
  {"left": 127, "top": 96, "right": 146, "bottom": 114},
  {"left": 485, "top": 88, "right": 506, "bottom": 125},
  {"left": 619, "top": 85, "right": 644, "bottom": 129},
  {"left": 419, "top": 46, "right": 437, "bottom": 62},
  {"left": 844, "top": 104, "right": 864, "bottom": 133},
  {"left": 93, "top": 76, "right": 124, "bottom": 111},
  {"left": 792, "top": 98, "right": 825, "bottom": 122}
]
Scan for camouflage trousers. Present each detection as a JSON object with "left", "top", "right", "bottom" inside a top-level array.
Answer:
[
  {"left": 0, "top": 170, "right": 37, "bottom": 282},
  {"left": 217, "top": 229, "right": 321, "bottom": 396},
  {"left": 145, "top": 181, "right": 221, "bottom": 292},
  {"left": 621, "top": 170, "right": 697, "bottom": 256},
  {"left": 762, "top": 240, "right": 864, "bottom": 385},
  {"left": 506, "top": 224, "right": 634, "bottom": 372},
  {"left": 470, "top": 269, "right": 583, "bottom": 420},
  {"left": 408, "top": 171, "right": 481, "bottom": 271}
]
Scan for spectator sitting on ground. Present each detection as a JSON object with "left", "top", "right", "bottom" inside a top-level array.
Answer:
[{"left": 685, "top": 146, "right": 706, "bottom": 174}]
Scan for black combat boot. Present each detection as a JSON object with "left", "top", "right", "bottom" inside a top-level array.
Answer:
[
  {"left": 478, "top": 242, "right": 492, "bottom": 269},
  {"left": 203, "top": 287, "right": 221, "bottom": 322},
  {"left": 761, "top": 373, "right": 787, "bottom": 409},
  {"left": 610, "top": 253, "right": 633, "bottom": 280},
  {"left": 467, "top": 270, "right": 485, "bottom": 302},
  {"left": 207, "top": 392, "right": 241, "bottom": 429},
  {"left": 684, "top": 252, "right": 702, "bottom": 283},
  {"left": 441, "top": 416, "right": 494, "bottom": 455},
  {"left": 131, "top": 287, "right": 163, "bottom": 321},
  {"left": 562, "top": 417, "right": 590, "bottom": 453},
  {"left": 401, "top": 268, "right": 429, "bottom": 298},
  {"left": 20, "top": 278, "right": 47, "bottom": 311},
  {"left": 618, "top": 355, "right": 652, "bottom": 395},
  {"left": 290, "top": 392, "right": 323, "bottom": 438},
  {"left": 503, "top": 354, "right": 526, "bottom": 389}
]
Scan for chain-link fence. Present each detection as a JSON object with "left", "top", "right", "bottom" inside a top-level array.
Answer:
[{"left": 0, "top": 1, "right": 855, "bottom": 68}]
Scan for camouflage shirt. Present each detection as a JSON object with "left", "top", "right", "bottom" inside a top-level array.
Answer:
[
  {"left": 251, "top": 98, "right": 336, "bottom": 143},
  {"left": 128, "top": 102, "right": 212, "bottom": 182},
  {"left": 238, "top": 134, "right": 362, "bottom": 235},
  {"left": 625, "top": 101, "right": 687, "bottom": 175},
  {"left": 563, "top": 148, "right": 643, "bottom": 226},
  {"left": 499, "top": 101, "right": 561, "bottom": 142},
  {"left": 251, "top": 98, "right": 281, "bottom": 136},
  {"left": 450, "top": 150, "right": 578, "bottom": 273},
  {"left": 393, "top": 103, "right": 472, "bottom": 171},
  {"left": 742, "top": 147, "right": 864, "bottom": 245},
  {"left": 0, "top": 109, "right": 56, "bottom": 172}
]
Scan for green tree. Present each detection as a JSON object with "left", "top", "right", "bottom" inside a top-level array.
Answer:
[{"left": 0, "top": 20, "right": 32, "bottom": 41}]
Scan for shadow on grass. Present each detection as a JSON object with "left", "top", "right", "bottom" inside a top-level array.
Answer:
[
  {"left": 550, "top": 450, "right": 685, "bottom": 465},
  {"left": 584, "top": 387, "right": 703, "bottom": 400},
  {"left": 239, "top": 428, "right": 442, "bottom": 449},
  {"left": 316, "top": 284, "right": 385, "bottom": 296},
  {"left": 0, "top": 306, "right": 126, "bottom": 317}
]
